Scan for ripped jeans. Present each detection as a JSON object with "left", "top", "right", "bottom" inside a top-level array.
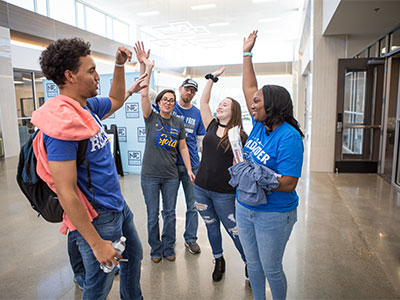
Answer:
[{"left": 194, "top": 185, "right": 246, "bottom": 262}]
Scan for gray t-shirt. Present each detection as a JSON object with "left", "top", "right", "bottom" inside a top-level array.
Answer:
[{"left": 141, "top": 110, "right": 186, "bottom": 178}]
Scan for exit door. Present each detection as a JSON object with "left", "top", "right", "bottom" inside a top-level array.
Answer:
[{"left": 335, "top": 58, "right": 384, "bottom": 172}]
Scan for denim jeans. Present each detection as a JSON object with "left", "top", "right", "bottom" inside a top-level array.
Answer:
[
  {"left": 68, "top": 232, "right": 85, "bottom": 288},
  {"left": 69, "top": 202, "right": 143, "bottom": 300},
  {"left": 194, "top": 185, "right": 246, "bottom": 261},
  {"left": 141, "top": 176, "right": 179, "bottom": 258},
  {"left": 236, "top": 204, "right": 297, "bottom": 300},
  {"left": 177, "top": 165, "right": 199, "bottom": 243}
]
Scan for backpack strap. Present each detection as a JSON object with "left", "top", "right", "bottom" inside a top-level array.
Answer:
[
  {"left": 77, "top": 140, "right": 94, "bottom": 202},
  {"left": 76, "top": 102, "right": 95, "bottom": 202}
]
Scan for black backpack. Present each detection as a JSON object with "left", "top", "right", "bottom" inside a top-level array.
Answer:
[{"left": 16, "top": 130, "right": 92, "bottom": 223}]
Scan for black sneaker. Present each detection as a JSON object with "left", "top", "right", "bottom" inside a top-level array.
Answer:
[
  {"left": 185, "top": 241, "right": 201, "bottom": 254},
  {"left": 212, "top": 256, "right": 225, "bottom": 282}
]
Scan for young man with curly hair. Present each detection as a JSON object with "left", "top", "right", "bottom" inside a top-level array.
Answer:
[{"left": 32, "top": 38, "right": 145, "bottom": 300}]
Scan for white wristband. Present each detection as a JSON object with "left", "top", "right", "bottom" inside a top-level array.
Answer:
[{"left": 115, "top": 63, "right": 125, "bottom": 68}]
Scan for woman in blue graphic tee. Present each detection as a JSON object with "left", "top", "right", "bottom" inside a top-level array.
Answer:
[
  {"left": 136, "top": 44, "right": 194, "bottom": 263},
  {"left": 237, "top": 30, "right": 304, "bottom": 300}
]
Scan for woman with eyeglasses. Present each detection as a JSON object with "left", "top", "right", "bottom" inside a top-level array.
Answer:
[
  {"left": 137, "top": 43, "right": 195, "bottom": 263},
  {"left": 194, "top": 67, "right": 248, "bottom": 282}
]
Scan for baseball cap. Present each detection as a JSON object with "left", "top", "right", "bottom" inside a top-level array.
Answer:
[{"left": 181, "top": 78, "right": 198, "bottom": 91}]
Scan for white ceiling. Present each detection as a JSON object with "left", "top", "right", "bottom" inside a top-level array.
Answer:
[
  {"left": 82, "top": 0, "right": 303, "bottom": 65},
  {"left": 324, "top": 0, "right": 400, "bottom": 36}
]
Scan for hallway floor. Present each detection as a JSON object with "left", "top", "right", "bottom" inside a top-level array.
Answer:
[{"left": 1, "top": 155, "right": 400, "bottom": 299}]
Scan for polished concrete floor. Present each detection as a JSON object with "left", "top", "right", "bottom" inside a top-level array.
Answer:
[{"left": 1, "top": 155, "right": 400, "bottom": 299}]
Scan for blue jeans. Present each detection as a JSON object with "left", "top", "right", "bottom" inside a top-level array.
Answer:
[
  {"left": 194, "top": 185, "right": 246, "bottom": 261},
  {"left": 236, "top": 204, "right": 297, "bottom": 300},
  {"left": 68, "top": 232, "right": 85, "bottom": 288},
  {"left": 177, "top": 165, "right": 199, "bottom": 243},
  {"left": 69, "top": 202, "right": 143, "bottom": 300},
  {"left": 141, "top": 176, "right": 179, "bottom": 258}
]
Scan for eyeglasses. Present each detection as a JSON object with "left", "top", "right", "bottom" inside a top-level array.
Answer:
[{"left": 161, "top": 97, "right": 175, "bottom": 104}]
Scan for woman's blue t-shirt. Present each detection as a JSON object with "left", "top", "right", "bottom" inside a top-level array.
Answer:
[
  {"left": 44, "top": 97, "right": 125, "bottom": 212},
  {"left": 237, "top": 119, "right": 304, "bottom": 212}
]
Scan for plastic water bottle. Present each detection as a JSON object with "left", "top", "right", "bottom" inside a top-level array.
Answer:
[{"left": 100, "top": 236, "right": 126, "bottom": 273}]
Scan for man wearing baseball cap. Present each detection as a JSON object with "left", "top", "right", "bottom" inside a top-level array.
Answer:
[{"left": 172, "top": 78, "right": 206, "bottom": 255}]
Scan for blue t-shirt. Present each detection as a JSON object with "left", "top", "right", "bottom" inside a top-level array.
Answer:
[
  {"left": 238, "top": 120, "right": 304, "bottom": 212},
  {"left": 44, "top": 97, "right": 125, "bottom": 212},
  {"left": 154, "top": 103, "right": 205, "bottom": 168},
  {"left": 172, "top": 104, "right": 205, "bottom": 167}
]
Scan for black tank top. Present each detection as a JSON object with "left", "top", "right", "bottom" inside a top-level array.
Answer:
[{"left": 195, "top": 119, "right": 235, "bottom": 194}]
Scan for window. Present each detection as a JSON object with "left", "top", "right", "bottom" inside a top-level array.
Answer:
[
  {"left": 379, "top": 37, "right": 387, "bottom": 57},
  {"left": 86, "top": 6, "right": 106, "bottom": 37},
  {"left": 36, "top": 0, "right": 48, "bottom": 16},
  {"left": 113, "top": 19, "right": 129, "bottom": 44},
  {"left": 369, "top": 43, "right": 377, "bottom": 57},
  {"left": 49, "top": 0, "right": 76, "bottom": 26},
  {"left": 390, "top": 28, "right": 400, "bottom": 52},
  {"left": 6, "top": 0, "right": 34, "bottom": 11},
  {"left": 76, "top": 2, "right": 85, "bottom": 29},
  {"left": 106, "top": 16, "right": 113, "bottom": 39},
  {"left": 13, "top": 70, "right": 45, "bottom": 147}
]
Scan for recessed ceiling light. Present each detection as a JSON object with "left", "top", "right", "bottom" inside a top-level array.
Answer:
[
  {"left": 219, "top": 33, "right": 237, "bottom": 37},
  {"left": 264, "top": 30, "right": 279, "bottom": 34},
  {"left": 136, "top": 11, "right": 160, "bottom": 17},
  {"left": 191, "top": 4, "right": 216, "bottom": 10},
  {"left": 252, "top": 0, "right": 277, "bottom": 3},
  {"left": 259, "top": 17, "right": 281, "bottom": 23},
  {"left": 208, "top": 22, "right": 229, "bottom": 27}
]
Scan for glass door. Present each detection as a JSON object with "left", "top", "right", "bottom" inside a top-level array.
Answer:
[
  {"left": 335, "top": 58, "right": 384, "bottom": 172},
  {"left": 14, "top": 70, "right": 45, "bottom": 147}
]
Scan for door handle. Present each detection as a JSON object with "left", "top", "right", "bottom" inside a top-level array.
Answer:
[
  {"left": 337, "top": 122, "right": 343, "bottom": 133},
  {"left": 343, "top": 124, "right": 381, "bottom": 129}
]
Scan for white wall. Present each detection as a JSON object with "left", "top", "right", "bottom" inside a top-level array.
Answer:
[
  {"left": 11, "top": 44, "right": 42, "bottom": 71},
  {"left": 309, "top": 0, "right": 346, "bottom": 172}
]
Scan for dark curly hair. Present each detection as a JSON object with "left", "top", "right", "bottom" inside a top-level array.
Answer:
[
  {"left": 39, "top": 38, "right": 91, "bottom": 86},
  {"left": 261, "top": 85, "right": 304, "bottom": 138}
]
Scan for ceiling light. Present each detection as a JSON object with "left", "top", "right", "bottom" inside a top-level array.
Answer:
[
  {"left": 14, "top": 81, "right": 24, "bottom": 85},
  {"left": 136, "top": 11, "right": 160, "bottom": 17},
  {"left": 252, "top": 0, "right": 277, "bottom": 3},
  {"left": 208, "top": 22, "right": 229, "bottom": 27},
  {"left": 219, "top": 33, "right": 237, "bottom": 37},
  {"left": 10, "top": 40, "right": 46, "bottom": 50},
  {"left": 264, "top": 30, "right": 279, "bottom": 34},
  {"left": 259, "top": 17, "right": 281, "bottom": 23},
  {"left": 191, "top": 3, "right": 216, "bottom": 10}
]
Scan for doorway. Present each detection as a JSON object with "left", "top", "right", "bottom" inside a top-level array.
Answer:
[
  {"left": 335, "top": 58, "right": 384, "bottom": 172},
  {"left": 13, "top": 69, "right": 45, "bottom": 147},
  {"left": 382, "top": 55, "right": 400, "bottom": 183}
]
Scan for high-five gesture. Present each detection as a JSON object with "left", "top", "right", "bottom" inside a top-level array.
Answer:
[
  {"left": 140, "top": 53, "right": 155, "bottom": 119},
  {"left": 115, "top": 46, "right": 132, "bottom": 65},
  {"left": 142, "top": 56, "right": 155, "bottom": 72},
  {"left": 242, "top": 30, "right": 259, "bottom": 114},
  {"left": 134, "top": 41, "right": 150, "bottom": 64},
  {"left": 243, "top": 30, "right": 258, "bottom": 53},
  {"left": 211, "top": 67, "right": 226, "bottom": 78}
]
